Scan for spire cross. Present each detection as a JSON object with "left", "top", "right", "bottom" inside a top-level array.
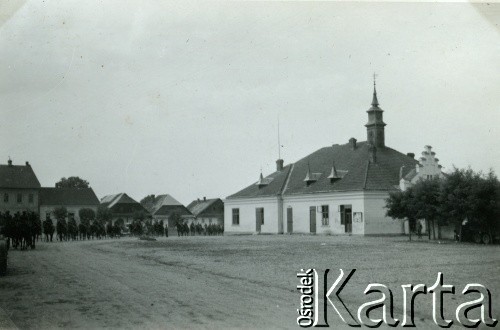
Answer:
[{"left": 373, "top": 73, "right": 378, "bottom": 87}]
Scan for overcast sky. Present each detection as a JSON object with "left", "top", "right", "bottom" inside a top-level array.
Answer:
[{"left": 1, "top": 1, "right": 499, "bottom": 205}]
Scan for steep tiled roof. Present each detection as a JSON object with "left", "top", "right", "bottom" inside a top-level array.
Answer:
[
  {"left": 148, "top": 194, "right": 182, "bottom": 213},
  {"left": 39, "top": 188, "right": 99, "bottom": 206},
  {"left": 226, "top": 165, "right": 293, "bottom": 199},
  {"left": 284, "top": 142, "right": 417, "bottom": 195},
  {"left": 154, "top": 204, "right": 193, "bottom": 217},
  {"left": 100, "top": 193, "right": 150, "bottom": 215},
  {"left": 0, "top": 164, "right": 41, "bottom": 189},
  {"left": 100, "top": 193, "right": 140, "bottom": 208},
  {"left": 227, "top": 142, "right": 418, "bottom": 198},
  {"left": 187, "top": 198, "right": 220, "bottom": 216}
]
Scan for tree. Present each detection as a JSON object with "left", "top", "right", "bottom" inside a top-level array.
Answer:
[
  {"left": 386, "top": 189, "right": 416, "bottom": 241},
  {"left": 79, "top": 208, "right": 96, "bottom": 225},
  {"left": 140, "top": 195, "right": 156, "bottom": 213},
  {"left": 55, "top": 176, "right": 90, "bottom": 188},
  {"left": 132, "top": 210, "right": 148, "bottom": 222},
  {"left": 96, "top": 206, "right": 113, "bottom": 224},
  {"left": 386, "top": 167, "right": 500, "bottom": 243},
  {"left": 387, "top": 177, "right": 446, "bottom": 240},
  {"left": 411, "top": 177, "right": 442, "bottom": 240},
  {"left": 440, "top": 168, "right": 500, "bottom": 242}
]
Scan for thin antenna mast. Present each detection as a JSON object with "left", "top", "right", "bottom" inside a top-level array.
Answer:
[{"left": 277, "top": 114, "right": 281, "bottom": 160}]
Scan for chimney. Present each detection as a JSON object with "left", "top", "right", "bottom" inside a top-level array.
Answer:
[
  {"left": 369, "top": 145, "right": 377, "bottom": 163},
  {"left": 197, "top": 198, "right": 200, "bottom": 202},
  {"left": 7, "top": 158, "right": 12, "bottom": 166},
  {"left": 349, "top": 137, "right": 357, "bottom": 150},
  {"left": 203, "top": 196, "right": 206, "bottom": 201},
  {"left": 25, "top": 161, "right": 30, "bottom": 166},
  {"left": 406, "top": 153, "right": 415, "bottom": 159},
  {"left": 276, "top": 159, "right": 284, "bottom": 172}
]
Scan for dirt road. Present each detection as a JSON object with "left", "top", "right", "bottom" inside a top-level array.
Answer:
[
  {"left": 0, "top": 238, "right": 300, "bottom": 329},
  {"left": 0, "top": 236, "right": 499, "bottom": 329}
]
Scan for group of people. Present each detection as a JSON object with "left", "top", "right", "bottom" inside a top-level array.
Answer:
[
  {"left": 0, "top": 210, "right": 225, "bottom": 248},
  {"left": 175, "top": 221, "right": 224, "bottom": 237},
  {"left": 0, "top": 211, "right": 41, "bottom": 250}
]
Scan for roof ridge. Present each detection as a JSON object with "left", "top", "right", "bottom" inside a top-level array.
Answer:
[
  {"left": 281, "top": 163, "right": 295, "bottom": 195},
  {"left": 363, "top": 161, "right": 370, "bottom": 189}
]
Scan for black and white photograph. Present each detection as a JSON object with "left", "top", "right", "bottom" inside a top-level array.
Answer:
[{"left": 0, "top": 0, "right": 499, "bottom": 329}]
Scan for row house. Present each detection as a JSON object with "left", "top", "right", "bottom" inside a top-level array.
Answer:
[{"left": 187, "top": 197, "right": 224, "bottom": 226}]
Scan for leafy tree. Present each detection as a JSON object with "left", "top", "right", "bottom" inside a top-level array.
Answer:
[
  {"left": 133, "top": 210, "right": 148, "bottom": 222},
  {"left": 411, "top": 177, "right": 442, "bottom": 240},
  {"left": 440, "top": 168, "right": 500, "bottom": 241},
  {"left": 140, "top": 194, "right": 156, "bottom": 212},
  {"left": 96, "top": 206, "right": 113, "bottom": 224},
  {"left": 386, "top": 167, "right": 500, "bottom": 243},
  {"left": 55, "top": 176, "right": 90, "bottom": 188},
  {"left": 79, "top": 208, "right": 96, "bottom": 226},
  {"left": 386, "top": 189, "right": 416, "bottom": 240}
]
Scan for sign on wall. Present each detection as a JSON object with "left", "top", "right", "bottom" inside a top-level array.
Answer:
[{"left": 353, "top": 212, "right": 363, "bottom": 223}]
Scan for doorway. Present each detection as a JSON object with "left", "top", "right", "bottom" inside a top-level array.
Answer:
[
  {"left": 309, "top": 206, "right": 317, "bottom": 234},
  {"left": 340, "top": 205, "right": 352, "bottom": 234},
  {"left": 256, "top": 208, "right": 264, "bottom": 233},
  {"left": 287, "top": 207, "right": 293, "bottom": 234}
]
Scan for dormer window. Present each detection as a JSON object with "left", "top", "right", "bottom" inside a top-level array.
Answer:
[
  {"left": 328, "top": 164, "right": 340, "bottom": 183},
  {"left": 304, "top": 163, "right": 321, "bottom": 186},
  {"left": 256, "top": 172, "right": 273, "bottom": 188}
]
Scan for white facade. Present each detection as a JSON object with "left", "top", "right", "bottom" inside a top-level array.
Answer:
[
  {"left": 400, "top": 145, "right": 445, "bottom": 191},
  {"left": 224, "top": 197, "right": 281, "bottom": 234},
  {"left": 40, "top": 204, "right": 98, "bottom": 224},
  {"left": 225, "top": 191, "right": 402, "bottom": 235}
]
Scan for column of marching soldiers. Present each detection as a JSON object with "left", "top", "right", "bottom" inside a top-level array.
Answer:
[{"left": 0, "top": 208, "right": 223, "bottom": 251}]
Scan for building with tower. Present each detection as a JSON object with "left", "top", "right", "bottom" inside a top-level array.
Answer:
[{"left": 224, "top": 83, "right": 445, "bottom": 235}]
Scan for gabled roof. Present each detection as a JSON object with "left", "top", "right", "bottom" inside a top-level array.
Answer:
[
  {"left": 187, "top": 198, "right": 221, "bottom": 217},
  {"left": 227, "top": 141, "right": 419, "bottom": 199},
  {"left": 0, "top": 163, "right": 41, "bottom": 189},
  {"left": 100, "top": 193, "right": 150, "bottom": 215},
  {"left": 39, "top": 188, "right": 99, "bottom": 206},
  {"left": 100, "top": 193, "right": 140, "bottom": 208},
  {"left": 227, "top": 164, "right": 293, "bottom": 199},
  {"left": 148, "top": 194, "right": 183, "bottom": 214},
  {"left": 154, "top": 204, "right": 193, "bottom": 217}
]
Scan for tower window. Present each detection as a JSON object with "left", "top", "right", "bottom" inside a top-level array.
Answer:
[
  {"left": 3, "top": 193, "right": 8, "bottom": 203},
  {"left": 17, "top": 193, "right": 22, "bottom": 203}
]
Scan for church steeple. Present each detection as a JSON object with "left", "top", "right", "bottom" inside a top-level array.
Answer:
[
  {"left": 365, "top": 75, "right": 386, "bottom": 148},
  {"left": 371, "top": 82, "right": 379, "bottom": 107}
]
